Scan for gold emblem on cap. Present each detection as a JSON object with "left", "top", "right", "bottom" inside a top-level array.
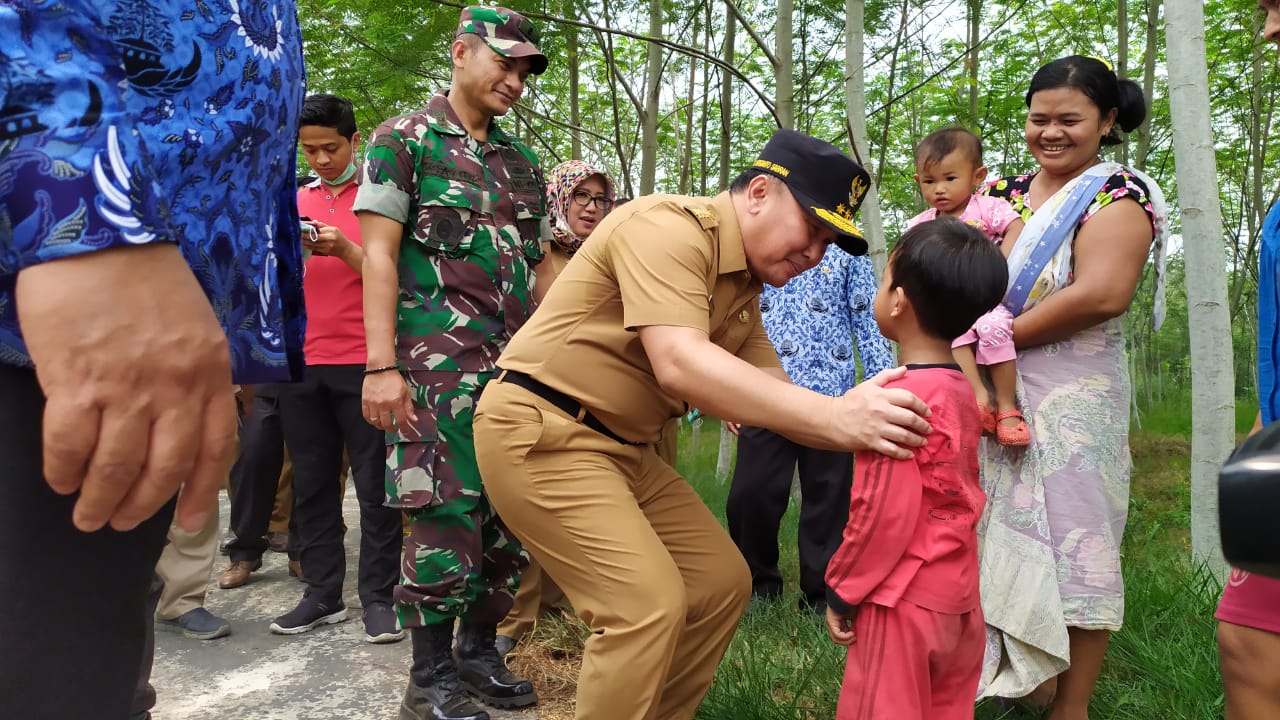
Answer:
[
  {"left": 738, "top": 309, "right": 751, "bottom": 323},
  {"left": 812, "top": 207, "right": 864, "bottom": 238},
  {"left": 850, "top": 176, "right": 868, "bottom": 206}
]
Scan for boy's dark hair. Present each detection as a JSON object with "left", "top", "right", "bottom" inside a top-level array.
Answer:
[
  {"left": 299, "top": 93, "right": 357, "bottom": 139},
  {"left": 914, "top": 127, "right": 983, "bottom": 172},
  {"left": 889, "top": 218, "right": 1007, "bottom": 340}
]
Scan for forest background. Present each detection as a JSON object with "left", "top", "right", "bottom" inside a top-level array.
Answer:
[
  {"left": 299, "top": 0, "right": 1272, "bottom": 417},
  {"left": 289, "top": 2, "right": 1269, "bottom": 715}
]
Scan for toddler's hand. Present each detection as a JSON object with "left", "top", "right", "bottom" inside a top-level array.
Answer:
[{"left": 825, "top": 605, "right": 858, "bottom": 646}]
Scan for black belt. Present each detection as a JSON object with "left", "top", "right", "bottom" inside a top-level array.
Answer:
[{"left": 495, "top": 369, "right": 644, "bottom": 446}]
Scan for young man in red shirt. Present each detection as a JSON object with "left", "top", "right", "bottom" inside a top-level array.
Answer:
[
  {"left": 268, "top": 94, "right": 404, "bottom": 643},
  {"left": 824, "top": 218, "right": 1006, "bottom": 719}
]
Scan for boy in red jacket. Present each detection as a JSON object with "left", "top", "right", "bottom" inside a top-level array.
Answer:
[{"left": 824, "top": 218, "right": 1007, "bottom": 720}]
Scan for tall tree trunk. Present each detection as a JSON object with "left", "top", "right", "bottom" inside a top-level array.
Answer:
[
  {"left": 966, "top": 0, "right": 982, "bottom": 127},
  {"left": 1135, "top": 0, "right": 1160, "bottom": 170},
  {"left": 846, "top": 0, "right": 888, "bottom": 276},
  {"left": 567, "top": 24, "right": 581, "bottom": 159},
  {"left": 1117, "top": 0, "right": 1130, "bottom": 166},
  {"left": 1166, "top": 0, "right": 1232, "bottom": 575},
  {"left": 641, "top": 0, "right": 662, "bottom": 194},
  {"left": 700, "top": 0, "right": 712, "bottom": 196},
  {"left": 679, "top": 9, "right": 699, "bottom": 194},
  {"left": 874, "top": 0, "right": 910, "bottom": 188},
  {"left": 776, "top": 0, "right": 794, "bottom": 129},
  {"left": 719, "top": 4, "right": 736, "bottom": 192}
]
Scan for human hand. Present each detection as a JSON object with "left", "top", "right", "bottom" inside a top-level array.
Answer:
[
  {"left": 725, "top": 421, "right": 741, "bottom": 436},
  {"left": 16, "top": 243, "right": 237, "bottom": 533},
  {"left": 825, "top": 605, "right": 858, "bottom": 646},
  {"left": 362, "top": 370, "right": 417, "bottom": 434},
  {"left": 833, "top": 367, "right": 931, "bottom": 459},
  {"left": 303, "top": 219, "right": 356, "bottom": 260}
]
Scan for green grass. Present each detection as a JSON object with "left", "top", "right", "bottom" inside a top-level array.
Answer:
[
  {"left": 672, "top": 418, "right": 1225, "bottom": 720},
  {"left": 1137, "top": 395, "right": 1257, "bottom": 438}
]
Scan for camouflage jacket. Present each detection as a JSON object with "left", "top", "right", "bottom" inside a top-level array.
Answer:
[{"left": 354, "top": 91, "right": 547, "bottom": 373}]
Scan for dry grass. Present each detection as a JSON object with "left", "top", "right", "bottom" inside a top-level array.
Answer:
[{"left": 505, "top": 613, "right": 589, "bottom": 720}]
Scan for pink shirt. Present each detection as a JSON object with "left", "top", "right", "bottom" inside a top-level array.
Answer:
[
  {"left": 826, "top": 367, "right": 985, "bottom": 614},
  {"left": 297, "top": 180, "right": 366, "bottom": 365},
  {"left": 906, "top": 194, "right": 1020, "bottom": 244}
]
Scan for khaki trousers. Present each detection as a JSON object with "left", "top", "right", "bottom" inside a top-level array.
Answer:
[
  {"left": 498, "top": 417, "right": 683, "bottom": 642},
  {"left": 155, "top": 499, "right": 220, "bottom": 619},
  {"left": 476, "top": 380, "right": 749, "bottom": 720}
]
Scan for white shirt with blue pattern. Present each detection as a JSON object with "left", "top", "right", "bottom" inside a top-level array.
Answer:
[{"left": 759, "top": 244, "right": 893, "bottom": 395}]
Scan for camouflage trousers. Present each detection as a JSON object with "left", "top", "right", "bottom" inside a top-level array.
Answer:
[{"left": 387, "top": 370, "right": 528, "bottom": 628}]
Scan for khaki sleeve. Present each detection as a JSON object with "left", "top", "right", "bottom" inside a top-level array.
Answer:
[
  {"left": 737, "top": 317, "right": 782, "bottom": 369},
  {"left": 610, "top": 205, "right": 714, "bottom": 333}
]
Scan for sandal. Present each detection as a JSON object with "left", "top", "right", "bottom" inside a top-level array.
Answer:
[
  {"left": 976, "top": 400, "right": 997, "bottom": 436},
  {"left": 995, "top": 409, "right": 1030, "bottom": 447}
]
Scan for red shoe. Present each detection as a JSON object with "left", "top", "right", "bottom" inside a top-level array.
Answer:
[
  {"left": 977, "top": 401, "right": 997, "bottom": 435},
  {"left": 995, "top": 410, "right": 1030, "bottom": 447}
]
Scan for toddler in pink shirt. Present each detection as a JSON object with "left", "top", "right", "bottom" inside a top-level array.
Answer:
[{"left": 906, "top": 127, "right": 1027, "bottom": 446}]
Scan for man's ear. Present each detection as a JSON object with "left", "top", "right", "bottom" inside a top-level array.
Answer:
[
  {"left": 450, "top": 38, "right": 469, "bottom": 68},
  {"left": 747, "top": 174, "right": 771, "bottom": 211},
  {"left": 350, "top": 130, "right": 362, "bottom": 151}
]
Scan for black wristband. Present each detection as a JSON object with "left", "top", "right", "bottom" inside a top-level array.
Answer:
[{"left": 363, "top": 364, "right": 399, "bottom": 375}]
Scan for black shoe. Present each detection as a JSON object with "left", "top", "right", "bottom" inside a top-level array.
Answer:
[
  {"left": 269, "top": 596, "right": 348, "bottom": 635},
  {"left": 400, "top": 623, "right": 490, "bottom": 720},
  {"left": 363, "top": 601, "right": 405, "bottom": 644},
  {"left": 454, "top": 621, "right": 537, "bottom": 709}
]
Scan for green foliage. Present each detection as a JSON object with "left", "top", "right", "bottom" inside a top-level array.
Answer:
[{"left": 297, "top": 0, "right": 1278, "bottom": 406}]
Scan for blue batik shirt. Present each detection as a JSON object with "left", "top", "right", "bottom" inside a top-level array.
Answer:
[
  {"left": 0, "top": 0, "right": 306, "bottom": 383},
  {"left": 759, "top": 244, "right": 893, "bottom": 395}
]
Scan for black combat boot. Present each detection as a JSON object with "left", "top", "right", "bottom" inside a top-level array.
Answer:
[
  {"left": 454, "top": 621, "right": 538, "bottom": 708},
  {"left": 399, "top": 622, "right": 490, "bottom": 720}
]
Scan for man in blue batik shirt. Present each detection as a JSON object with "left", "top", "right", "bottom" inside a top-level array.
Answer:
[
  {"left": 0, "top": 3, "right": 305, "bottom": 718},
  {"left": 726, "top": 243, "right": 893, "bottom": 612}
]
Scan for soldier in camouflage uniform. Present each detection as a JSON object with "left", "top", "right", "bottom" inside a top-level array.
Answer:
[{"left": 353, "top": 7, "right": 548, "bottom": 720}]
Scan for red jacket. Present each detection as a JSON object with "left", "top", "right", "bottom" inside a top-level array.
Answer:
[{"left": 825, "top": 366, "right": 985, "bottom": 615}]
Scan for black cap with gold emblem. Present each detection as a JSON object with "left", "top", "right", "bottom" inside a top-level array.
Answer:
[{"left": 751, "top": 128, "right": 871, "bottom": 256}]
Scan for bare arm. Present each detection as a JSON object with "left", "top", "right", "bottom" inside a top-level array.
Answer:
[
  {"left": 1013, "top": 198, "right": 1153, "bottom": 347},
  {"left": 1001, "top": 217, "right": 1025, "bottom": 259},
  {"left": 638, "top": 325, "right": 930, "bottom": 459},
  {"left": 305, "top": 219, "right": 363, "bottom": 274},
  {"left": 359, "top": 212, "right": 416, "bottom": 430},
  {"left": 531, "top": 242, "right": 558, "bottom": 304}
]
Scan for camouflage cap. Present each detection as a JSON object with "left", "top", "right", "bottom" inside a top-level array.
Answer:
[{"left": 456, "top": 6, "right": 548, "bottom": 76}]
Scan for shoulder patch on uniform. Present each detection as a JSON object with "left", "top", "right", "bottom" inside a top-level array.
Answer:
[{"left": 682, "top": 205, "right": 719, "bottom": 230}]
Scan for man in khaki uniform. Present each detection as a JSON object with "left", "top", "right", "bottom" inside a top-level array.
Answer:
[{"left": 473, "top": 129, "right": 932, "bottom": 720}]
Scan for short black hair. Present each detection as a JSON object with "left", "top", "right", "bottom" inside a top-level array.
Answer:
[
  {"left": 299, "top": 93, "right": 357, "bottom": 139},
  {"left": 729, "top": 167, "right": 771, "bottom": 193},
  {"left": 914, "top": 127, "right": 983, "bottom": 172},
  {"left": 1026, "top": 55, "right": 1146, "bottom": 147},
  {"left": 889, "top": 218, "right": 1008, "bottom": 340}
]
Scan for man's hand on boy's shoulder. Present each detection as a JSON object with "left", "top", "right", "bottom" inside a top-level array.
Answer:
[{"left": 831, "top": 367, "right": 930, "bottom": 459}]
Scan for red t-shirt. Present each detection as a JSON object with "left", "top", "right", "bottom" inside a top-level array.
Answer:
[
  {"left": 825, "top": 365, "right": 986, "bottom": 615},
  {"left": 297, "top": 180, "right": 365, "bottom": 365}
]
